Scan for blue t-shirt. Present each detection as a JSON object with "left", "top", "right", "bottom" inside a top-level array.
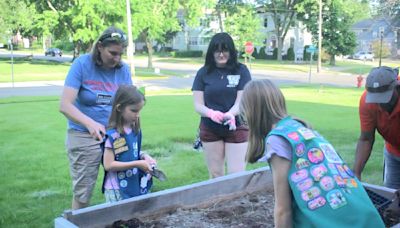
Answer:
[{"left": 64, "top": 54, "right": 132, "bottom": 132}]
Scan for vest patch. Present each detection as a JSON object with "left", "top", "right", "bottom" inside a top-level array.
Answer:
[
  {"left": 307, "top": 148, "right": 325, "bottom": 164},
  {"left": 327, "top": 190, "right": 347, "bottom": 209}
]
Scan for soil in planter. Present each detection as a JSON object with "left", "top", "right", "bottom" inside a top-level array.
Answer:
[{"left": 108, "top": 188, "right": 275, "bottom": 228}]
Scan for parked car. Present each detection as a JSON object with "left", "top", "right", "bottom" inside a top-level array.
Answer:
[
  {"left": 352, "top": 51, "right": 374, "bottom": 61},
  {"left": 45, "top": 48, "right": 62, "bottom": 57}
]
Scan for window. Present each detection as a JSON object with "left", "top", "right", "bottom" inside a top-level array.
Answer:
[{"left": 290, "top": 37, "right": 295, "bottom": 48}]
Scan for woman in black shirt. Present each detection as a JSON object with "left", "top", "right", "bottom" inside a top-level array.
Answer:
[{"left": 192, "top": 33, "right": 252, "bottom": 178}]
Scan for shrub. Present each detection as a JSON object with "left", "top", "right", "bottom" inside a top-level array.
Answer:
[
  {"left": 174, "top": 50, "right": 203, "bottom": 58},
  {"left": 251, "top": 47, "right": 259, "bottom": 59},
  {"left": 272, "top": 48, "right": 278, "bottom": 60},
  {"left": 371, "top": 40, "right": 391, "bottom": 58},
  {"left": 287, "top": 47, "right": 295, "bottom": 61},
  {"left": 258, "top": 47, "right": 267, "bottom": 59},
  {"left": 54, "top": 40, "right": 74, "bottom": 52}
]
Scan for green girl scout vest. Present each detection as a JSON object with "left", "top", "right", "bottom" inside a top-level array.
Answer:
[{"left": 267, "top": 117, "right": 384, "bottom": 228}]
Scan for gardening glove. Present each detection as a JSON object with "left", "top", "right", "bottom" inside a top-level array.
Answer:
[
  {"left": 207, "top": 109, "right": 224, "bottom": 124},
  {"left": 223, "top": 112, "right": 236, "bottom": 131}
]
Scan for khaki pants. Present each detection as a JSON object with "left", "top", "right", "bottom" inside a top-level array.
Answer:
[{"left": 66, "top": 129, "right": 103, "bottom": 204}]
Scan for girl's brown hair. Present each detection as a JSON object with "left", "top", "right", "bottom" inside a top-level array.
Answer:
[
  {"left": 108, "top": 85, "right": 145, "bottom": 134},
  {"left": 240, "top": 79, "right": 287, "bottom": 163},
  {"left": 92, "top": 26, "right": 128, "bottom": 68}
]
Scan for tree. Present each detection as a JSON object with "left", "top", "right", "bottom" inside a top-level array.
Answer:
[
  {"left": 224, "top": 5, "right": 263, "bottom": 54},
  {"left": 256, "top": 0, "right": 302, "bottom": 61},
  {"left": 215, "top": 0, "right": 247, "bottom": 32},
  {"left": 296, "top": 0, "right": 358, "bottom": 65},
  {"left": 377, "top": 0, "right": 400, "bottom": 19},
  {"left": 28, "top": 0, "right": 126, "bottom": 60}
]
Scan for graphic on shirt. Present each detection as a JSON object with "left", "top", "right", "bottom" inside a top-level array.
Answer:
[
  {"left": 96, "top": 93, "right": 112, "bottom": 105},
  {"left": 308, "top": 196, "right": 327, "bottom": 210},
  {"left": 118, "top": 172, "right": 125, "bottom": 179},
  {"left": 310, "top": 164, "right": 328, "bottom": 181},
  {"left": 288, "top": 132, "right": 300, "bottom": 141},
  {"left": 295, "top": 143, "right": 306, "bottom": 157},
  {"left": 319, "top": 143, "right": 343, "bottom": 164},
  {"left": 327, "top": 189, "right": 347, "bottom": 209},
  {"left": 320, "top": 176, "right": 335, "bottom": 191},
  {"left": 296, "top": 178, "right": 313, "bottom": 191},
  {"left": 120, "top": 180, "right": 128, "bottom": 188},
  {"left": 297, "top": 127, "right": 316, "bottom": 140},
  {"left": 301, "top": 186, "right": 321, "bottom": 201},
  {"left": 296, "top": 158, "right": 311, "bottom": 169},
  {"left": 226, "top": 75, "right": 240, "bottom": 88},
  {"left": 307, "top": 148, "right": 324, "bottom": 164},
  {"left": 290, "top": 169, "right": 309, "bottom": 183}
]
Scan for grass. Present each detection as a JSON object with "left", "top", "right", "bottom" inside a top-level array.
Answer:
[{"left": 0, "top": 85, "right": 385, "bottom": 227}]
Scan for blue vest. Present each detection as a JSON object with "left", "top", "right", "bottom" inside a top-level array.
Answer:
[
  {"left": 103, "top": 128, "right": 152, "bottom": 199},
  {"left": 267, "top": 117, "right": 384, "bottom": 228}
]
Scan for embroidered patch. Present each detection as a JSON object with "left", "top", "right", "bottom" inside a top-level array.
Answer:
[
  {"left": 296, "top": 158, "right": 311, "bottom": 170},
  {"left": 295, "top": 143, "right": 306, "bottom": 157},
  {"left": 297, "top": 127, "right": 316, "bottom": 140},
  {"left": 140, "top": 176, "right": 148, "bottom": 188},
  {"left": 114, "top": 146, "right": 129, "bottom": 155},
  {"left": 301, "top": 186, "right": 321, "bottom": 201},
  {"left": 120, "top": 180, "right": 128, "bottom": 188},
  {"left": 336, "top": 164, "right": 351, "bottom": 179},
  {"left": 308, "top": 196, "right": 327, "bottom": 210},
  {"left": 328, "top": 163, "right": 339, "bottom": 175},
  {"left": 117, "top": 172, "right": 126, "bottom": 179},
  {"left": 287, "top": 132, "right": 300, "bottom": 141},
  {"left": 113, "top": 138, "right": 127, "bottom": 149},
  {"left": 296, "top": 178, "right": 313, "bottom": 191},
  {"left": 343, "top": 164, "right": 354, "bottom": 177},
  {"left": 290, "top": 169, "right": 309, "bottom": 183},
  {"left": 319, "top": 143, "right": 343, "bottom": 164},
  {"left": 346, "top": 178, "right": 358, "bottom": 188},
  {"left": 327, "top": 190, "right": 347, "bottom": 209},
  {"left": 226, "top": 75, "right": 240, "bottom": 87},
  {"left": 132, "top": 168, "right": 138, "bottom": 175},
  {"left": 310, "top": 164, "right": 328, "bottom": 181},
  {"left": 320, "top": 176, "right": 335, "bottom": 191},
  {"left": 126, "top": 169, "right": 133, "bottom": 177},
  {"left": 307, "top": 148, "right": 324, "bottom": 164},
  {"left": 333, "top": 175, "right": 346, "bottom": 187}
]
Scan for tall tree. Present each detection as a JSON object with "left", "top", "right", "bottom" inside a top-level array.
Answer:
[
  {"left": 28, "top": 0, "right": 126, "bottom": 60},
  {"left": 224, "top": 5, "right": 263, "bottom": 53},
  {"left": 297, "top": 0, "right": 358, "bottom": 65},
  {"left": 215, "top": 0, "right": 246, "bottom": 32},
  {"left": 256, "top": 0, "right": 301, "bottom": 61}
]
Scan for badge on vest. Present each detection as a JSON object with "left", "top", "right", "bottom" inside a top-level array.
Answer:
[
  {"left": 297, "top": 127, "right": 316, "bottom": 140},
  {"left": 319, "top": 143, "right": 343, "bottom": 164},
  {"left": 327, "top": 189, "right": 347, "bottom": 209},
  {"left": 113, "top": 138, "right": 128, "bottom": 154},
  {"left": 308, "top": 196, "right": 326, "bottom": 210},
  {"left": 226, "top": 75, "right": 240, "bottom": 88},
  {"left": 307, "top": 148, "right": 325, "bottom": 164}
]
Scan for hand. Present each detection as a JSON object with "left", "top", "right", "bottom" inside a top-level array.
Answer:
[
  {"left": 207, "top": 109, "right": 224, "bottom": 124},
  {"left": 142, "top": 153, "right": 157, "bottom": 167},
  {"left": 138, "top": 160, "right": 153, "bottom": 173},
  {"left": 223, "top": 112, "right": 236, "bottom": 131},
  {"left": 86, "top": 120, "right": 105, "bottom": 141}
]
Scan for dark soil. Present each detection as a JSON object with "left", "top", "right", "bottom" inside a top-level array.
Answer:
[{"left": 109, "top": 189, "right": 275, "bottom": 228}]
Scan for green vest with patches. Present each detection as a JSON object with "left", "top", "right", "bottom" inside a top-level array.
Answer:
[{"left": 267, "top": 117, "right": 384, "bottom": 228}]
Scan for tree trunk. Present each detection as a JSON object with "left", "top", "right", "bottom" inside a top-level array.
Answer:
[
  {"left": 329, "top": 54, "right": 335, "bottom": 66},
  {"left": 217, "top": 8, "right": 224, "bottom": 32},
  {"left": 146, "top": 37, "right": 153, "bottom": 69},
  {"left": 277, "top": 37, "right": 283, "bottom": 61},
  {"left": 72, "top": 40, "right": 81, "bottom": 62}
]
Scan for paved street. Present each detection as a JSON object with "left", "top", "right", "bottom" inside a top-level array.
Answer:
[{"left": 0, "top": 51, "right": 363, "bottom": 98}]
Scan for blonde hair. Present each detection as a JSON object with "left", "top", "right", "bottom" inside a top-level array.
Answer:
[{"left": 240, "top": 79, "right": 287, "bottom": 163}]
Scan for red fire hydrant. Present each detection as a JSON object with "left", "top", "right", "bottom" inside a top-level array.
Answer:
[{"left": 357, "top": 75, "right": 364, "bottom": 88}]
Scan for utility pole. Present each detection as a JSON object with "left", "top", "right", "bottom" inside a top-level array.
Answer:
[
  {"left": 126, "top": 0, "right": 135, "bottom": 78},
  {"left": 317, "top": 0, "right": 322, "bottom": 73}
]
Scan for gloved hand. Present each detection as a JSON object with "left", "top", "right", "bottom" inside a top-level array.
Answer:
[
  {"left": 223, "top": 112, "right": 236, "bottom": 131},
  {"left": 207, "top": 109, "right": 224, "bottom": 124}
]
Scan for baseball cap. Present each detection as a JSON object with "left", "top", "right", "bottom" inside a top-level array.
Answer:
[{"left": 365, "top": 66, "right": 399, "bottom": 103}]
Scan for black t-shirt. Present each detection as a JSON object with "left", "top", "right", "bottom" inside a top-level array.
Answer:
[{"left": 192, "top": 63, "right": 252, "bottom": 130}]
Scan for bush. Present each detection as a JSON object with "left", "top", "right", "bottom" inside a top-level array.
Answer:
[
  {"left": 258, "top": 47, "right": 267, "bottom": 59},
  {"left": 272, "top": 48, "right": 278, "bottom": 60},
  {"left": 54, "top": 40, "right": 74, "bottom": 52},
  {"left": 371, "top": 40, "right": 391, "bottom": 58},
  {"left": 303, "top": 45, "right": 318, "bottom": 61},
  {"left": 251, "top": 47, "right": 259, "bottom": 59},
  {"left": 174, "top": 50, "right": 203, "bottom": 58},
  {"left": 287, "top": 47, "right": 295, "bottom": 61}
]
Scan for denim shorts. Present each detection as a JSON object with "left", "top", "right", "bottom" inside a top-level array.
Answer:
[
  {"left": 199, "top": 123, "right": 249, "bottom": 143},
  {"left": 384, "top": 147, "right": 400, "bottom": 189},
  {"left": 66, "top": 129, "right": 103, "bottom": 204}
]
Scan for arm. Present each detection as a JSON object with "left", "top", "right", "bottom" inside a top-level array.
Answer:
[
  {"left": 103, "top": 147, "right": 153, "bottom": 172},
  {"left": 193, "top": 90, "right": 224, "bottom": 123},
  {"left": 59, "top": 86, "right": 105, "bottom": 140},
  {"left": 270, "top": 154, "right": 293, "bottom": 228},
  {"left": 354, "top": 130, "right": 375, "bottom": 180},
  {"left": 227, "top": 90, "right": 243, "bottom": 116}
]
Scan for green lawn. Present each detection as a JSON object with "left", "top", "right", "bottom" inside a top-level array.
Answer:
[{"left": 0, "top": 85, "right": 385, "bottom": 227}]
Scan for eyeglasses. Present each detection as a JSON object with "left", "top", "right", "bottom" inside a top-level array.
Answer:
[
  {"left": 99, "top": 32, "right": 127, "bottom": 43},
  {"left": 214, "top": 49, "right": 229, "bottom": 55}
]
